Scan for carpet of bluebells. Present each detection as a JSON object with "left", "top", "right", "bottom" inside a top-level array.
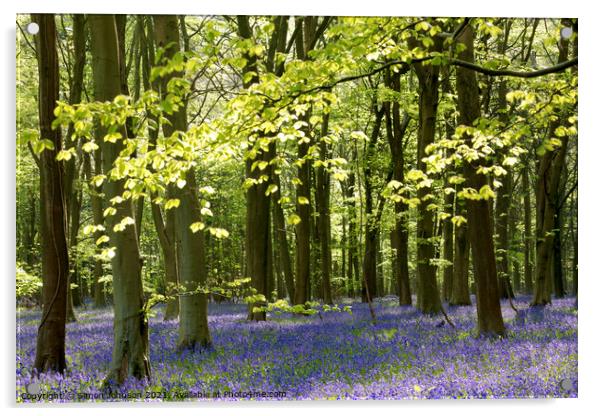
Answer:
[{"left": 16, "top": 295, "right": 577, "bottom": 402}]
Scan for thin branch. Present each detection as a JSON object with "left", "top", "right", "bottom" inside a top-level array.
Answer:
[{"left": 450, "top": 56, "right": 577, "bottom": 78}]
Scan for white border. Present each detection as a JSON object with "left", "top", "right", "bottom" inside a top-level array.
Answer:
[{"left": 3, "top": 1, "right": 600, "bottom": 415}]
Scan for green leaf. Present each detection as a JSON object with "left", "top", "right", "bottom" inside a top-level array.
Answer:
[
  {"left": 113, "top": 216, "right": 135, "bottom": 232},
  {"left": 287, "top": 214, "right": 301, "bottom": 226},
  {"left": 103, "top": 207, "right": 117, "bottom": 217},
  {"left": 95, "top": 235, "right": 110, "bottom": 246},
  {"left": 103, "top": 132, "right": 122, "bottom": 143},
  {"left": 479, "top": 185, "right": 496, "bottom": 200},
  {"left": 56, "top": 149, "right": 73, "bottom": 161},
  {"left": 451, "top": 215, "right": 467, "bottom": 227},
  {"left": 92, "top": 175, "right": 105, "bottom": 188},
  {"left": 82, "top": 141, "right": 99, "bottom": 153},
  {"left": 165, "top": 199, "right": 180, "bottom": 210},
  {"left": 297, "top": 196, "right": 310, "bottom": 205},
  {"left": 265, "top": 184, "right": 278, "bottom": 196},
  {"left": 407, "top": 169, "right": 426, "bottom": 181},
  {"left": 209, "top": 227, "right": 230, "bottom": 239},
  {"left": 190, "top": 222, "right": 205, "bottom": 233}
]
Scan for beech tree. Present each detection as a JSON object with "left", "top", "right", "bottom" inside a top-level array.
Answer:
[
  {"left": 153, "top": 14, "right": 212, "bottom": 350},
  {"left": 32, "top": 13, "right": 70, "bottom": 374},
  {"left": 455, "top": 24, "right": 505, "bottom": 336},
  {"left": 88, "top": 14, "right": 150, "bottom": 382}
]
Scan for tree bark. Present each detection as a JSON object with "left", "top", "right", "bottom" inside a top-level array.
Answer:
[
  {"left": 494, "top": 60, "right": 515, "bottom": 299},
  {"left": 361, "top": 104, "right": 385, "bottom": 303},
  {"left": 139, "top": 16, "right": 180, "bottom": 321},
  {"left": 271, "top": 174, "right": 295, "bottom": 302},
  {"left": 32, "top": 13, "right": 70, "bottom": 374},
  {"left": 89, "top": 14, "right": 150, "bottom": 383},
  {"left": 412, "top": 37, "right": 442, "bottom": 314},
  {"left": 523, "top": 161, "right": 533, "bottom": 294},
  {"left": 153, "top": 15, "right": 211, "bottom": 348},
  {"left": 236, "top": 16, "right": 274, "bottom": 319},
  {"left": 292, "top": 17, "right": 315, "bottom": 306},
  {"left": 532, "top": 27, "right": 570, "bottom": 306},
  {"left": 316, "top": 114, "right": 333, "bottom": 304},
  {"left": 456, "top": 25, "right": 505, "bottom": 336},
  {"left": 384, "top": 69, "right": 412, "bottom": 306},
  {"left": 450, "top": 197, "right": 471, "bottom": 305},
  {"left": 83, "top": 151, "right": 108, "bottom": 307}
]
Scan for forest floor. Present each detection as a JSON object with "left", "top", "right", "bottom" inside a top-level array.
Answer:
[{"left": 16, "top": 295, "right": 577, "bottom": 402}]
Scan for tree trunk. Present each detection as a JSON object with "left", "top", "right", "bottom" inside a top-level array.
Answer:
[
  {"left": 83, "top": 148, "right": 108, "bottom": 308},
  {"left": 552, "top": 209, "right": 565, "bottom": 298},
  {"left": 316, "top": 114, "right": 333, "bottom": 304},
  {"left": 294, "top": 119, "right": 312, "bottom": 306},
  {"left": 440, "top": 67, "right": 456, "bottom": 303},
  {"left": 532, "top": 29, "right": 570, "bottom": 306},
  {"left": 456, "top": 25, "right": 505, "bottom": 336},
  {"left": 32, "top": 13, "right": 70, "bottom": 374},
  {"left": 236, "top": 16, "right": 274, "bottom": 319},
  {"left": 571, "top": 195, "right": 578, "bottom": 296},
  {"left": 442, "top": 190, "right": 454, "bottom": 302},
  {"left": 361, "top": 105, "right": 385, "bottom": 303},
  {"left": 153, "top": 15, "right": 211, "bottom": 348},
  {"left": 62, "top": 14, "right": 87, "bottom": 319},
  {"left": 496, "top": 170, "right": 514, "bottom": 298},
  {"left": 450, "top": 197, "right": 471, "bottom": 305},
  {"left": 271, "top": 173, "right": 295, "bottom": 302},
  {"left": 89, "top": 14, "right": 150, "bottom": 383},
  {"left": 384, "top": 69, "right": 412, "bottom": 306},
  {"left": 412, "top": 40, "right": 442, "bottom": 314},
  {"left": 523, "top": 162, "right": 533, "bottom": 294},
  {"left": 344, "top": 156, "right": 360, "bottom": 298},
  {"left": 494, "top": 66, "right": 515, "bottom": 299},
  {"left": 136, "top": 15, "right": 180, "bottom": 320}
]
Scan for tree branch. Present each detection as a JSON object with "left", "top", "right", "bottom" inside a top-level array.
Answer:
[{"left": 450, "top": 56, "right": 578, "bottom": 78}]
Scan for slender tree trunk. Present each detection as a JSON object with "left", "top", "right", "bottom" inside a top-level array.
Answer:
[
  {"left": 571, "top": 194, "right": 578, "bottom": 296},
  {"left": 237, "top": 16, "right": 274, "bottom": 319},
  {"left": 440, "top": 67, "right": 456, "bottom": 303},
  {"left": 32, "top": 13, "right": 70, "bottom": 374},
  {"left": 523, "top": 162, "right": 533, "bottom": 294},
  {"left": 552, "top": 199, "right": 565, "bottom": 298},
  {"left": 496, "top": 170, "right": 514, "bottom": 298},
  {"left": 62, "top": 14, "right": 87, "bottom": 320},
  {"left": 450, "top": 197, "right": 471, "bottom": 305},
  {"left": 412, "top": 39, "right": 442, "bottom": 314},
  {"left": 292, "top": 17, "right": 325, "bottom": 306},
  {"left": 532, "top": 29, "right": 570, "bottom": 306},
  {"left": 344, "top": 159, "right": 359, "bottom": 298},
  {"left": 509, "top": 198, "right": 522, "bottom": 293},
  {"left": 316, "top": 114, "right": 333, "bottom": 304},
  {"left": 68, "top": 185, "right": 83, "bottom": 311},
  {"left": 361, "top": 105, "right": 385, "bottom": 303},
  {"left": 83, "top": 149, "right": 108, "bottom": 308},
  {"left": 89, "top": 14, "right": 150, "bottom": 383},
  {"left": 153, "top": 15, "right": 211, "bottom": 348},
  {"left": 495, "top": 65, "right": 515, "bottom": 299},
  {"left": 150, "top": 200, "right": 179, "bottom": 320},
  {"left": 294, "top": 117, "right": 312, "bottom": 306},
  {"left": 442, "top": 191, "right": 454, "bottom": 302},
  {"left": 384, "top": 69, "right": 412, "bottom": 306},
  {"left": 456, "top": 25, "right": 505, "bottom": 336},
  {"left": 138, "top": 16, "right": 180, "bottom": 320},
  {"left": 271, "top": 174, "right": 295, "bottom": 302}
]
